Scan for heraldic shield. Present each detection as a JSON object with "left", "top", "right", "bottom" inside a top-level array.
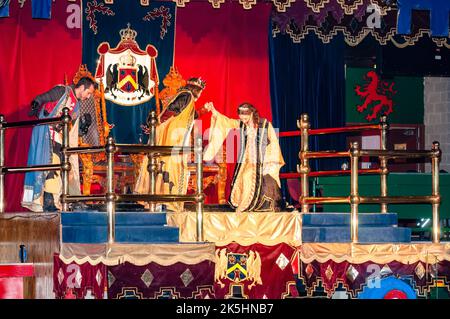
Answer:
[
  {"left": 215, "top": 248, "right": 263, "bottom": 289},
  {"left": 95, "top": 23, "right": 159, "bottom": 106},
  {"left": 226, "top": 253, "right": 248, "bottom": 282}
]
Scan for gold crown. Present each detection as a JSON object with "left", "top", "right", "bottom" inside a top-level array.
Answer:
[
  {"left": 119, "top": 52, "right": 136, "bottom": 66},
  {"left": 119, "top": 23, "right": 138, "bottom": 41},
  {"left": 187, "top": 77, "right": 206, "bottom": 89}
]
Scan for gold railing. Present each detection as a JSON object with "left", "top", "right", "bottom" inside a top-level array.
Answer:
[
  {"left": 298, "top": 113, "right": 442, "bottom": 244},
  {"left": 0, "top": 108, "right": 72, "bottom": 214},
  {"left": 62, "top": 111, "right": 204, "bottom": 244},
  {"left": 0, "top": 110, "right": 205, "bottom": 243}
]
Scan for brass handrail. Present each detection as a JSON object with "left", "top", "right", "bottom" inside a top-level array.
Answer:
[
  {"left": 60, "top": 111, "right": 205, "bottom": 243},
  {"left": 115, "top": 144, "right": 192, "bottom": 155},
  {"left": 2, "top": 164, "right": 61, "bottom": 174},
  {"left": 297, "top": 113, "right": 441, "bottom": 244},
  {"left": 280, "top": 169, "right": 381, "bottom": 179},
  {"left": 0, "top": 110, "right": 69, "bottom": 213},
  {"left": 302, "top": 151, "right": 349, "bottom": 159},
  {"left": 0, "top": 109, "right": 205, "bottom": 243},
  {"left": 278, "top": 124, "right": 381, "bottom": 137},
  {"left": 3, "top": 116, "right": 65, "bottom": 129}
]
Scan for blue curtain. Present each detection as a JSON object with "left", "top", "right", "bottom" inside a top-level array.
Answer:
[{"left": 269, "top": 32, "right": 346, "bottom": 202}]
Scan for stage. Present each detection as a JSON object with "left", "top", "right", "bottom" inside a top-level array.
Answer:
[{"left": 2, "top": 211, "right": 450, "bottom": 299}]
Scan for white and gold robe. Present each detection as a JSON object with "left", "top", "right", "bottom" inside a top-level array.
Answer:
[
  {"left": 204, "top": 110, "right": 285, "bottom": 212},
  {"left": 135, "top": 90, "right": 196, "bottom": 211}
]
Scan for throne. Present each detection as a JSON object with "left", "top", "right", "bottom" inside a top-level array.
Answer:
[
  {"left": 76, "top": 65, "right": 227, "bottom": 202},
  {"left": 74, "top": 65, "right": 135, "bottom": 194},
  {"left": 156, "top": 66, "right": 227, "bottom": 204}
]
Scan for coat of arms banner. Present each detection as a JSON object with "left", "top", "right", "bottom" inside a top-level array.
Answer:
[{"left": 82, "top": 0, "right": 176, "bottom": 143}]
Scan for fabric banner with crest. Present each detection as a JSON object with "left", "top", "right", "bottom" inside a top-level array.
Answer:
[{"left": 82, "top": 0, "right": 176, "bottom": 143}]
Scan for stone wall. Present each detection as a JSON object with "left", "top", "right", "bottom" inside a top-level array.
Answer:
[{"left": 424, "top": 77, "right": 450, "bottom": 172}]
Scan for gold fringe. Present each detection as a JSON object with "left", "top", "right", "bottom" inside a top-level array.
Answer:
[
  {"left": 299, "top": 242, "right": 450, "bottom": 264},
  {"left": 59, "top": 242, "right": 216, "bottom": 266}
]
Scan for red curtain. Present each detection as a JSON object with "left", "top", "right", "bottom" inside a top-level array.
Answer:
[
  {"left": 175, "top": 2, "right": 272, "bottom": 201},
  {"left": 0, "top": 1, "right": 81, "bottom": 212}
]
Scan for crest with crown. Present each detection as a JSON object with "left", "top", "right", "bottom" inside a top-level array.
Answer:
[
  {"left": 187, "top": 77, "right": 206, "bottom": 90},
  {"left": 120, "top": 23, "right": 138, "bottom": 41},
  {"left": 119, "top": 51, "right": 136, "bottom": 67}
]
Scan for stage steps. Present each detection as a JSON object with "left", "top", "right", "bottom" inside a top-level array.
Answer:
[
  {"left": 302, "top": 213, "right": 411, "bottom": 243},
  {"left": 61, "top": 212, "right": 179, "bottom": 244}
]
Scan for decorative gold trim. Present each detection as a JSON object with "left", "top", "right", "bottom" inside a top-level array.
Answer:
[
  {"left": 174, "top": 0, "right": 189, "bottom": 7},
  {"left": 225, "top": 284, "right": 249, "bottom": 299},
  {"left": 209, "top": 0, "right": 225, "bottom": 9},
  {"left": 422, "top": 278, "right": 450, "bottom": 296},
  {"left": 432, "top": 36, "right": 450, "bottom": 49},
  {"left": 271, "top": 0, "right": 295, "bottom": 12},
  {"left": 104, "top": 0, "right": 113, "bottom": 4},
  {"left": 281, "top": 23, "right": 431, "bottom": 49},
  {"left": 115, "top": 287, "right": 144, "bottom": 299},
  {"left": 239, "top": 0, "right": 257, "bottom": 10},
  {"left": 59, "top": 243, "right": 216, "bottom": 266},
  {"left": 140, "top": 0, "right": 150, "bottom": 6},
  {"left": 281, "top": 281, "right": 299, "bottom": 298},
  {"left": 304, "top": 0, "right": 330, "bottom": 13},
  {"left": 336, "top": 0, "right": 364, "bottom": 15},
  {"left": 153, "top": 287, "right": 181, "bottom": 299},
  {"left": 308, "top": 278, "right": 325, "bottom": 297},
  {"left": 329, "top": 279, "right": 354, "bottom": 299},
  {"left": 255, "top": 194, "right": 275, "bottom": 212},
  {"left": 79, "top": 153, "right": 94, "bottom": 195},
  {"left": 272, "top": 25, "right": 281, "bottom": 38},
  {"left": 299, "top": 243, "right": 450, "bottom": 264},
  {"left": 190, "top": 285, "right": 215, "bottom": 299},
  {"left": 390, "top": 29, "right": 433, "bottom": 48}
]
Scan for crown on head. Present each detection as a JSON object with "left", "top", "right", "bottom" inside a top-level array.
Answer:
[
  {"left": 120, "top": 23, "right": 138, "bottom": 41},
  {"left": 186, "top": 77, "right": 206, "bottom": 90},
  {"left": 238, "top": 106, "right": 251, "bottom": 114}
]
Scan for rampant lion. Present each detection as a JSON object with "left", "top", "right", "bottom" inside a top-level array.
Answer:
[{"left": 355, "top": 71, "right": 397, "bottom": 121}]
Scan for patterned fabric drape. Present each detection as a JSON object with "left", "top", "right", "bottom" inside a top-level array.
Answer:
[
  {"left": 271, "top": 0, "right": 450, "bottom": 48},
  {"left": 293, "top": 243, "right": 450, "bottom": 298}
]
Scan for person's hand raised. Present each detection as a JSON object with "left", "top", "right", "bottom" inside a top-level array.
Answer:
[{"left": 203, "top": 102, "right": 215, "bottom": 113}]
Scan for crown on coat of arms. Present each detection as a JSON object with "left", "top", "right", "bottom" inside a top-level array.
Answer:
[
  {"left": 120, "top": 23, "right": 138, "bottom": 41},
  {"left": 187, "top": 77, "right": 206, "bottom": 90},
  {"left": 119, "top": 51, "right": 136, "bottom": 67}
]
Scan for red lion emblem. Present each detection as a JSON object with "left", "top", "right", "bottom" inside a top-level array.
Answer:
[{"left": 355, "top": 71, "right": 397, "bottom": 121}]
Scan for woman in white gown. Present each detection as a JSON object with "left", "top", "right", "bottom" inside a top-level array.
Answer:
[{"left": 204, "top": 102, "right": 285, "bottom": 213}]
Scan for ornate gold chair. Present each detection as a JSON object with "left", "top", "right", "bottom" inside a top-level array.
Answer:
[
  {"left": 73, "top": 65, "right": 136, "bottom": 194},
  {"left": 156, "top": 66, "right": 227, "bottom": 204},
  {"left": 76, "top": 65, "right": 227, "bottom": 202}
]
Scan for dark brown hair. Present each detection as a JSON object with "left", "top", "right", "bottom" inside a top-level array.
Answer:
[{"left": 237, "top": 102, "right": 259, "bottom": 126}]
